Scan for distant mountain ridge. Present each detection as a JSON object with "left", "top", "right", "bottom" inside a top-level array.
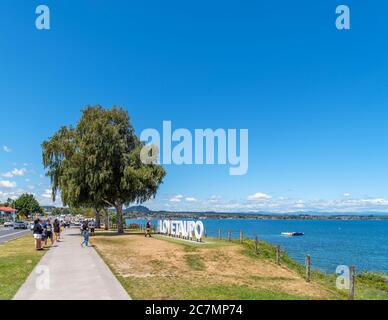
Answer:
[{"left": 123, "top": 205, "right": 151, "bottom": 213}]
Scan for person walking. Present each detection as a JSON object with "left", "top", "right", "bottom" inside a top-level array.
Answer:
[
  {"left": 53, "top": 219, "right": 61, "bottom": 242},
  {"left": 33, "top": 219, "right": 44, "bottom": 251},
  {"left": 81, "top": 221, "right": 90, "bottom": 247},
  {"left": 145, "top": 220, "right": 152, "bottom": 238},
  {"left": 88, "top": 220, "right": 95, "bottom": 236},
  {"left": 44, "top": 219, "right": 54, "bottom": 246}
]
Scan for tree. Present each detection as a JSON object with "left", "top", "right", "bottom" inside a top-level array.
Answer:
[
  {"left": 13, "top": 194, "right": 41, "bottom": 218},
  {"left": 6, "top": 198, "right": 15, "bottom": 208},
  {"left": 42, "top": 106, "right": 166, "bottom": 234},
  {"left": 0, "top": 198, "right": 15, "bottom": 208}
]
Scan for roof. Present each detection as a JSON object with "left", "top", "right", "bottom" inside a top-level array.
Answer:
[{"left": 0, "top": 207, "right": 17, "bottom": 213}]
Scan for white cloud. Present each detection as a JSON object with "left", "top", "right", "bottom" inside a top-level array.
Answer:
[
  {"left": 247, "top": 192, "right": 272, "bottom": 201},
  {"left": 169, "top": 194, "right": 183, "bottom": 202},
  {"left": 360, "top": 198, "right": 388, "bottom": 205},
  {"left": 2, "top": 168, "right": 27, "bottom": 178},
  {"left": 293, "top": 202, "right": 306, "bottom": 209},
  {"left": 42, "top": 189, "right": 52, "bottom": 199},
  {"left": 143, "top": 191, "right": 388, "bottom": 214},
  {"left": 2, "top": 145, "right": 12, "bottom": 153},
  {"left": 343, "top": 193, "right": 351, "bottom": 197},
  {"left": 208, "top": 195, "right": 221, "bottom": 203},
  {"left": 0, "top": 180, "right": 17, "bottom": 188}
]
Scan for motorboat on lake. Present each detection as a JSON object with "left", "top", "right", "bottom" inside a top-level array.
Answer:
[{"left": 281, "top": 232, "right": 305, "bottom": 237}]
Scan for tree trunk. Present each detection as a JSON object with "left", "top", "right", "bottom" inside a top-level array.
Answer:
[
  {"left": 115, "top": 203, "right": 124, "bottom": 234},
  {"left": 103, "top": 208, "right": 109, "bottom": 230},
  {"left": 95, "top": 208, "right": 101, "bottom": 229}
]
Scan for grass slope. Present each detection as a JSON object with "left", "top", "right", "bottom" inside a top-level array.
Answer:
[
  {"left": 92, "top": 232, "right": 339, "bottom": 300},
  {"left": 0, "top": 235, "right": 45, "bottom": 300}
]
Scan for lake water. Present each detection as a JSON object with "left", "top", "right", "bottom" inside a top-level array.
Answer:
[{"left": 125, "top": 218, "right": 388, "bottom": 274}]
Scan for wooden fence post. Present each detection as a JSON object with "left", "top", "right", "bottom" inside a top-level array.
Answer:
[
  {"left": 305, "top": 255, "right": 311, "bottom": 282},
  {"left": 239, "top": 230, "right": 244, "bottom": 244},
  {"left": 255, "top": 236, "right": 258, "bottom": 254},
  {"left": 276, "top": 246, "right": 281, "bottom": 265},
  {"left": 349, "top": 266, "right": 355, "bottom": 300},
  {"left": 205, "top": 228, "right": 208, "bottom": 238},
  {"left": 228, "top": 229, "right": 231, "bottom": 241}
]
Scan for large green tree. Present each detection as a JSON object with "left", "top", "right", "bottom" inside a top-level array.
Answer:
[
  {"left": 14, "top": 194, "right": 41, "bottom": 218},
  {"left": 42, "top": 106, "right": 166, "bottom": 233}
]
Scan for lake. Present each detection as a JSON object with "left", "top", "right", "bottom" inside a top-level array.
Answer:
[{"left": 125, "top": 218, "right": 388, "bottom": 274}]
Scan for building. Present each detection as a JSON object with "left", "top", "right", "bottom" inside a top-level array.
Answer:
[{"left": 0, "top": 207, "right": 17, "bottom": 222}]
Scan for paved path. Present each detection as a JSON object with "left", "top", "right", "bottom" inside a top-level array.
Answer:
[
  {"left": 14, "top": 228, "right": 131, "bottom": 300},
  {"left": 0, "top": 228, "right": 30, "bottom": 244}
]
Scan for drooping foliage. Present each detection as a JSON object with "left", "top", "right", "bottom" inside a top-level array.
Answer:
[{"left": 42, "top": 106, "right": 166, "bottom": 233}]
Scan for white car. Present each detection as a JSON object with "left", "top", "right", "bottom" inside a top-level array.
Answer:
[{"left": 3, "top": 221, "right": 14, "bottom": 228}]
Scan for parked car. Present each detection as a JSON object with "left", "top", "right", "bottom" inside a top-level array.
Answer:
[
  {"left": 3, "top": 221, "right": 14, "bottom": 228},
  {"left": 14, "top": 221, "right": 28, "bottom": 229}
]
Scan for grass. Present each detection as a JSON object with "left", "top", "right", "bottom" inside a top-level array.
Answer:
[
  {"left": 185, "top": 254, "right": 206, "bottom": 271},
  {"left": 239, "top": 238, "right": 388, "bottom": 300},
  {"left": 0, "top": 235, "right": 46, "bottom": 300},
  {"left": 190, "top": 284, "right": 310, "bottom": 300},
  {"left": 116, "top": 276, "right": 310, "bottom": 300},
  {"left": 91, "top": 232, "right": 340, "bottom": 300},
  {"left": 353, "top": 272, "right": 388, "bottom": 300},
  {"left": 92, "top": 231, "right": 388, "bottom": 300}
]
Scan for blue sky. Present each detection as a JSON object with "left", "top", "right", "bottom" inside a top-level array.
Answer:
[{"left": 1, "top": 0, "right": 388, "bottom": 213}]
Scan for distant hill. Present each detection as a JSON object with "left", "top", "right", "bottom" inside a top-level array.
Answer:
[{"left": 123, "top": 205, "right": 150, "bottom": 213}]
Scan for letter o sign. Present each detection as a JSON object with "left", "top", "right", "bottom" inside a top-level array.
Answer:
[{"left": 194, "top": 221, "right": 204, "bottom": 240}]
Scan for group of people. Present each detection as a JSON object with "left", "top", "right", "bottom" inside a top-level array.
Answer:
[
  {"left": 32, "top": 218, "right": 62, "bottom": 251},
  {"left": 32, "top": 218, "right": 153, "bottom": 250}
]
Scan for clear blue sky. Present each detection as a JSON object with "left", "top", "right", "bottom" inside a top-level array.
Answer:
[{"left": 1, "top": 0, "right": 388, "bottom": 213}]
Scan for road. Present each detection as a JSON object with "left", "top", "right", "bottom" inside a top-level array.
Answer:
[{"left": 0, "top": 227, "right": 31, "bottom": 244}]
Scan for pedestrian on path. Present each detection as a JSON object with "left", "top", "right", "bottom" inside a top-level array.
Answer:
[
  {"left": 33, "top": 219, "right": 44, "bottom": 251},
  {"left": 88, "top": 220, "right": 95, "bottom": 236},
  {"left": 44, "top": 219, "right": 54, "bottom": 246},
  {"left": 81, "top": 221, "right": 90, "bottom": 247},
  {"left": 53, "top": 219, "right": 61, "bottom": 242}
]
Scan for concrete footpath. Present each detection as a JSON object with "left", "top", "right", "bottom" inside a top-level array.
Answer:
[{"left": 14, "top": 228, "right": 131, "bottom": 300}]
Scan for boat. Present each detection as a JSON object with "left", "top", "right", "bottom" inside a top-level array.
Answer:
[{"left": 281, "top": 232, "right": 304, "bottom": 237}]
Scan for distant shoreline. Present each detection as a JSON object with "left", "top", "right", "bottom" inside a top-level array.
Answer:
[{"left": 124, "top": 211, "right": 388, "bottom": 221}]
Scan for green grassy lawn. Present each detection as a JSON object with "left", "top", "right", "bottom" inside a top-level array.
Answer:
[
  {"left": 116, "top": 276, "right": 311, "bottom": 300},
  {"left": 92, "top": 232, "right": 340, "bottom": 300},
  {"left": 0, "top": 235, "right": 45, "bottom": 300},
  {"left": 91, "top": 230, "right": 388, "bottom": 300}
]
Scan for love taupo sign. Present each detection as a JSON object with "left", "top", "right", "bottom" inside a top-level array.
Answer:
[{"left": 158, "top": 220, "right": 205, "bottom": 242}]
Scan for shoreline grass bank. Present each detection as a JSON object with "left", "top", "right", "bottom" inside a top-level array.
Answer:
[
  {"left": 91, "top": 231, "right": 340, "bottom": 300},
  {"left": 91, "top": 230, "right": 388, "bottom": 300}
]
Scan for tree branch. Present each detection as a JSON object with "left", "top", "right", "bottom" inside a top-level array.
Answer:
[{"left": 102, "top": 199, "right": 114, "bottom": 208}]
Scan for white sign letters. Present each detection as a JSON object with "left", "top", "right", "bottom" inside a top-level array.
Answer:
[{"left": 158, "top": 220, "right": 204, "bottom": 241}]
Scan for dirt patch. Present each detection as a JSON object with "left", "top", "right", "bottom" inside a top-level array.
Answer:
[{"left": 92, "top": 234, "right": 334, "bottom": 300}]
